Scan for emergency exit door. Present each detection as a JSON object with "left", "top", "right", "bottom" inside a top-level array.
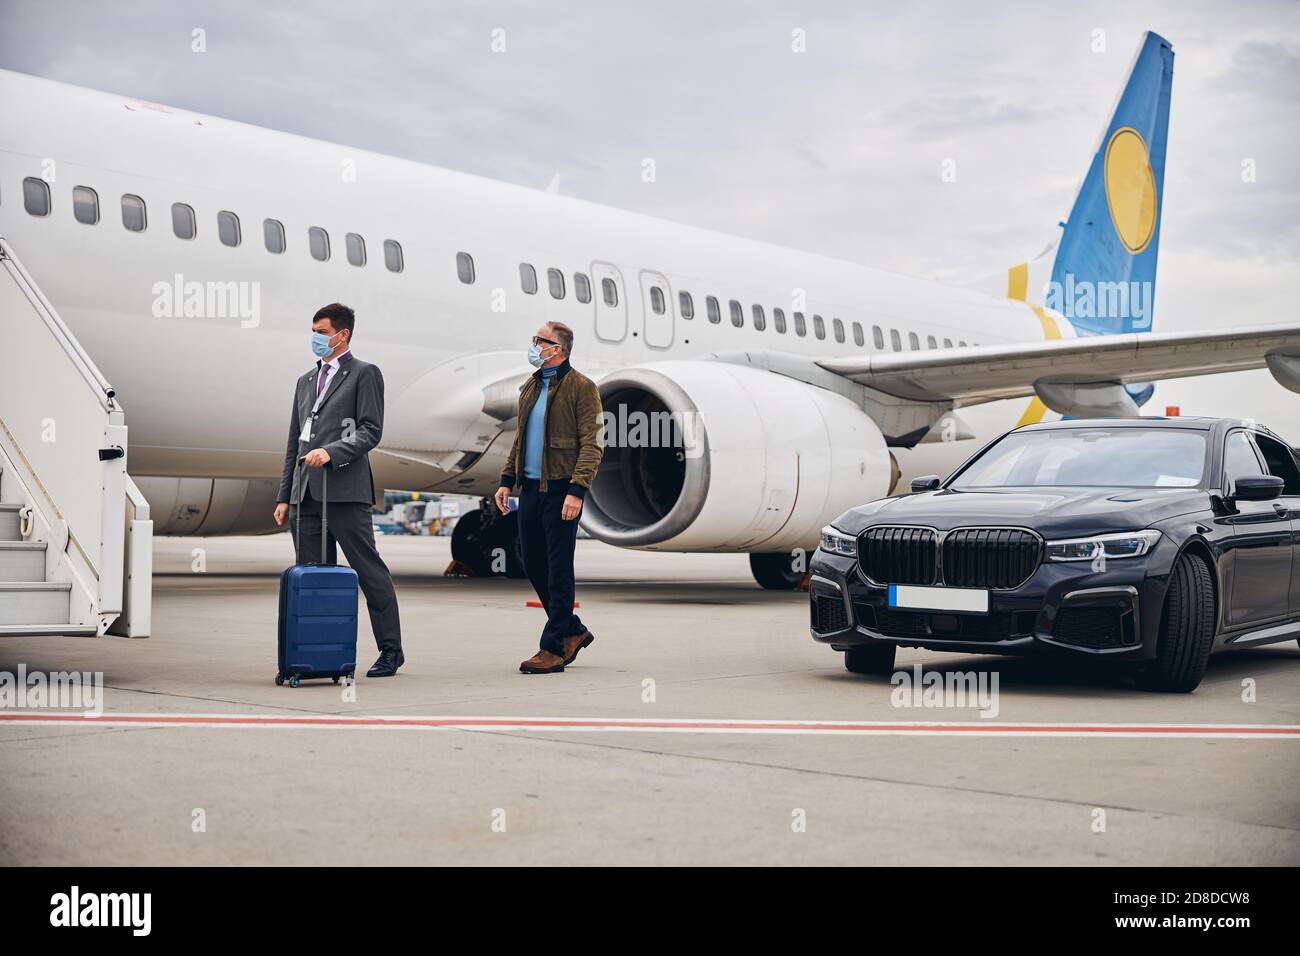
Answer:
[{"left": 591, "top": 261, "right": 626, "bottom": 342}]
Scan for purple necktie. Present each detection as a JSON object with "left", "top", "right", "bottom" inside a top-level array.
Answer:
[{"left": 316, "top": 364, "right": 330, "bottom": 397}]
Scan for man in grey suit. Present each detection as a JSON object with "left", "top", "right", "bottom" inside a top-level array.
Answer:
[{"left": 274, "top": 303, "right": 404, "bottom": 678}]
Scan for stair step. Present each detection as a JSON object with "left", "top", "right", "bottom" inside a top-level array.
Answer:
[
  {"left": 0, "top": 541, "right": 46, "bottom": 581},
  {"left": 0, "top": 581, "right": 70, "bottom": 625},
  {"left": 0, "top": 624, "right": 97, "bottom": 637},
  {"left": 0, "top": 503, "right": 21, "bottom": 542}
]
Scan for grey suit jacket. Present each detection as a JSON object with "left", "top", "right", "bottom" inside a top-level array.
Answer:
[{"left": 277, "top": 352, "right": 384, "bottom": 506}]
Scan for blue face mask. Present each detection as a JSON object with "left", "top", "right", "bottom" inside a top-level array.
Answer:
[
  {"left": 311, "top": 331, "right": 337, "bottom": 358},
  {"left": 527, "top": 343, "right": 544, "bottom": 368}
]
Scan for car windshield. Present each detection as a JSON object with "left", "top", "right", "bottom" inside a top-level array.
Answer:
[{"left": 949, "top": 427, "right": 1207, "bottom": 489}]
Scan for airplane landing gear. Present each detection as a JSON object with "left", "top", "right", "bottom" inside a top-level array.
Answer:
[
  {"left": 749, "top": 552, "right": 810, "bottom": 590},
  {"left": 450, "top": 498, "right": 526, "bottom": 578}
]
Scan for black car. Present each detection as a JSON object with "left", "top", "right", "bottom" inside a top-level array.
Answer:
[{"left": 809, "top": 417, "right": 1300, "bottom": 692}]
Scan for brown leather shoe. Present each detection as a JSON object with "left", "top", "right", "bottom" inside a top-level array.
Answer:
[
  {"left": 562, "top": 629, "right": 595, "bottom": 665},
  {"left": 519, "top": 649, "right": 566, "bottom": 674}
]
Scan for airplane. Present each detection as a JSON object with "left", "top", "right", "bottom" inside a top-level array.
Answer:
[{"left": 1, "top": 30, "right": 1298, "bottom": 592}]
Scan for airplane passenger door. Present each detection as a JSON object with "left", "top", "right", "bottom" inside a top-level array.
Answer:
[
  {"left": 640, "top": 271, "right": 674, "bottom": 349},
  {"left": 591, "top": 262, "right": 627, "bottom": 343}
]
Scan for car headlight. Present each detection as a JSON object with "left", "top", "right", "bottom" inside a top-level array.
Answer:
[
  {"left": 1045, "top": 529, "right": 1161, "bottom": 562},
  {"left": 819, "top": 525, "right": 858, "bottom": 557}
]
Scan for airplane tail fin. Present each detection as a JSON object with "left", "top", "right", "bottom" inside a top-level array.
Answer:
[{"left": 1044, "top": 31, "right": 1174, "bottom": 336}]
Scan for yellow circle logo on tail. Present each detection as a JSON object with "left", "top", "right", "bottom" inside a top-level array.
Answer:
[{"left": 1103, "top": 127, "right": 1157, "bottom": 254}]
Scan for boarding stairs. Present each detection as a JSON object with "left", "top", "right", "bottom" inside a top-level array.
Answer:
[{"left": 0, "top": 236, "right": 152, "bottom": 637}]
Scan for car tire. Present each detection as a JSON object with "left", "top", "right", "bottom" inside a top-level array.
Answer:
[
  {"left": 844, "top": 643, "right": 897, "bottom": 675},
  {"left": 1139, "top": 551, "right": 1215, "bottom": 693}
]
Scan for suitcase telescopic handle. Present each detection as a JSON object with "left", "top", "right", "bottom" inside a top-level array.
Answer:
[{"left": 294, "top": 460, "right": 329, "bottom": 565}]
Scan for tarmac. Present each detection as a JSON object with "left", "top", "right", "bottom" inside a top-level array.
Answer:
[{"left": 0, "top": 533, "right": 1297, "bottom": 865}]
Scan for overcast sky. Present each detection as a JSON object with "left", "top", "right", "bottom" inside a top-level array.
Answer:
[{"left": 2, "top": 0, "right": 1297, "bottom": 333}]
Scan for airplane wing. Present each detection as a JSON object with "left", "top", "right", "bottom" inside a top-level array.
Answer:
[{"left": 817, "top": 323, "right": 1300, "bottom": 416}]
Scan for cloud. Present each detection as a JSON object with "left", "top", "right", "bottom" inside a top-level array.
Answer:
[{"left": 1, "top": 0, "right": 1298, "bottom": 333}]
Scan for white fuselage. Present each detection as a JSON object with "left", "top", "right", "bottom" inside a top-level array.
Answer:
[{"left": 0, "top": 69, "right": 1291, "bottom": 547}]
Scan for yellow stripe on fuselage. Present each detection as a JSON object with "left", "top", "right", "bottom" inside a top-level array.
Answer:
[
  {"left": 1007, "top": 262, "right": 1029, "bottom": 301},
  {"left": 1006, "top": 260, "right": 1062, "bottom": 425}
]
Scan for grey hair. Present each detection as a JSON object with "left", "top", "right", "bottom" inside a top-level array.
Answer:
[{"left": 547, "top": 320, "right": 574, "bottom": 356}]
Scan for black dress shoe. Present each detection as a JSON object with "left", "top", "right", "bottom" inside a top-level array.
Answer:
[{"left": 366, "top": 649, "right": 404, "bottom": 678}]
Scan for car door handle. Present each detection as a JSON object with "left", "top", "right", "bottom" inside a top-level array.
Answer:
[{"left": 1273, "top": 503, "right": 1288, "bottom": 515}]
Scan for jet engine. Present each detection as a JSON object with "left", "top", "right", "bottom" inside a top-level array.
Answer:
[{"left": 582, "top": 361, "right": 890, "bottom": 553}]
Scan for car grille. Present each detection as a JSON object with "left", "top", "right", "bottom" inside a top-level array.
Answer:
[
  {"left": 866, "top": 606, "right": 1036, "bottom": 641},
  {"left": 859, "top": 526, "right": 1041, "bottom": 589},
  {"left": 858, "top": 527, "right": 937, "bottom": 585},
  {"left": 942, "top": 529, "right": 1042, "bottom": 590},
  {"left": 1053, "top": 605, "right": 1135, "bottom": 648},
  {"left": 810, "top": 593, "right": 849, "bottom": 633}
]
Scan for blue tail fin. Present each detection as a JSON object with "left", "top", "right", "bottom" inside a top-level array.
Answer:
[{"left": 1047, "top": 31, "right": 1174, "bottom": 336}]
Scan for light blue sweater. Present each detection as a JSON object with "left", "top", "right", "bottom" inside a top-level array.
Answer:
[{"left": 523, "top": 366, "right": 557, "bottom": 479}]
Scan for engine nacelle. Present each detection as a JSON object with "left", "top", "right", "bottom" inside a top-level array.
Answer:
[
  {"left": 582, "top": 361, "right": 890, "bottom": 552},
  {"left": 134, "top": 476, "right": 283, "bottom": 535}
]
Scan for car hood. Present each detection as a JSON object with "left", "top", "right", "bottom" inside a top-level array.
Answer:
[{"left": 835, "top": 486, "right": 1209, "bottom": 539}]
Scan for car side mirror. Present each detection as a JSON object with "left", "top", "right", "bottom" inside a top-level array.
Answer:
[
  {"left": 911, "top": 475, "right": 941, "bottom": 493},
  {"left": 1232, "top": 474, "right": 1284, "bottom": 502}
]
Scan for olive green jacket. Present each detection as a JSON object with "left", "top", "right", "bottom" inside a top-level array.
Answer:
[{"left": 499, "top": 360, "right": 604, "bottom": 498}]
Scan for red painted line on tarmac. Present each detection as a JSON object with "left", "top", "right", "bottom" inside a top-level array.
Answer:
[{"left": 0, "top": 712, "right": 1297, "bottom": 738}]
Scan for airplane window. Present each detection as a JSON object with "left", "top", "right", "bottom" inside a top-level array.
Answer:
[
  {"left": 833, "top": 318, "right": 845, "bottom": 343},
  {"left": 706, "top": 296, "right": 720, "bottom": 323},
  {"left": 218, "top": 211, "right": 241, "bottom": 247},
  {"left": 773, "top": 308, "right": 787, "bottom": 333},
  {"left": 122, "top": 194, "right": 147, "bottom": 232},
  {"left": 308, "top": 226, "right": 330, "bottom": 261},
  {"left": 908, "top": 332, "right": 920, "bottom": 350},
  {"left": 873, "top": 326, "right": 884, "bottom": 349},
  {"left": 263, "top": 218, "right": 285, "bottom": 253},
  {"left": 520, "top": 263, "right": 538, "bottom": 294},
  {"left": 890, "top": 329, "right": 902, "bottom": 351},
  {"left": 385, "top": 240, "right": 404, "bottom": 273},
  {"left": 456, "top": 251, "right": 474, "bottom": 283},
  {"left": 793, "top": 311, "right": 806, "bottom": 336},
  {"left": 813, "top": 315, "right": 826, "bottom": 339},
  {"left": 22, "top": 177, "right": 50, "bottom": 216},
  {"left": 650, "top": 286, "right": 665, "bottom": 314},
  {"left": 172, "top": 203, "right": 196, "bottom": 240},
  {"left": 729, "top": 300, "right": 743, "bottom": 328},
  {"left": 959, "top": 340, "right": 968, "bottom": 347},
  {"left": 943, "top": 338, "right": 953, "bottom": 348},
  {"left": 679, "top": 291, "right": 694, "bottom": 319},
  {"left": 853, "top": 322, "right": 864, "bottom": 347},
  {"left": 602, "top": 277, "right": 618, "bottom": 307},
  {"left": 73, "top": 186, "right": 98, "bottom": 225},
  {"left": 575, "top": 272, "right": 591, "bottom": 303},
  {"left": 752, "top": 305, "right": 766, "bottom": 331},
  {"left": 548, "top": 268, "right": 566, "bottom": 299},
  {"left": 345, "top": 233, "right": 366, "bottom": 266},
  {"left": 927, "top": 335, "right": 938, "bottom": 349}
]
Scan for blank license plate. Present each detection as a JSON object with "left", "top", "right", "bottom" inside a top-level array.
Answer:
[{"left": 888, "top": 584, "right": 989, "bottom": 614}]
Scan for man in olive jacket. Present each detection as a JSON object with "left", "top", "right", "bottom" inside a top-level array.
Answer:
[{"left": 494, "top": 321, "right": 604, "bottom": 674}]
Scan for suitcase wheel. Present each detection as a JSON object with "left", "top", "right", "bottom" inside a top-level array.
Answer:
[
  {"left": 289, "top": 675, "right": 301, "bottom": 688},
  {"left": 332, "top": 676, "right": 340, "bottom": 685},
  {"left": 275, "top": 673, "right": 285, "bottom": 686}
]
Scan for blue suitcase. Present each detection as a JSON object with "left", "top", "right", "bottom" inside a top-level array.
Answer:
[{"left": 276, "top": 468, "right": 358, "bottom": 687}]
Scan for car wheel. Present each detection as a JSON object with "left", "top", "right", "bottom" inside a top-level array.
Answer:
[
  {"left": 1139, "top": 551, "right": 1215, "bottom": 693},
  {"left": 844, "top": 643, "right": 897, "bottom": 675}
]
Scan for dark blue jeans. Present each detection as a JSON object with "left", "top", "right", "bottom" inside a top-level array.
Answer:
[{"left": 517, "top": 479, "right": 585, "bottom": 654}]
